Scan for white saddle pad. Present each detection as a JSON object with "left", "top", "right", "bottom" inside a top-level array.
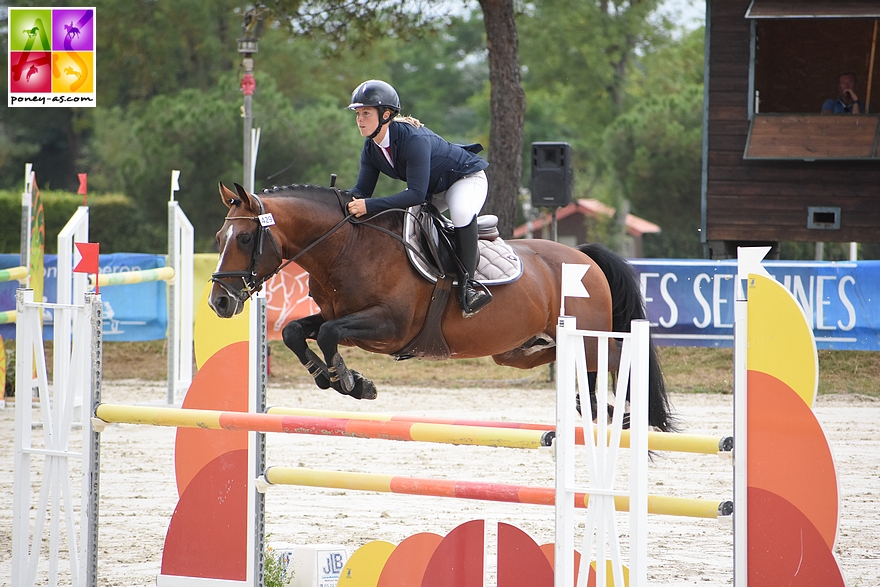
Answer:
[{"left": 403, "top": 206, "right": 523, "bottom": 286}]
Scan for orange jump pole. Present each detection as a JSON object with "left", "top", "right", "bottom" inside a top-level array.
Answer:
[
  {"left": 267, "top": 406, "right": 733, "bottom": 455},
  {"left": 93, "top": 403, "right": 554, "bottom": 449},
  {"left": 260, "top": 466, "right": 733, "bottom": 519}
]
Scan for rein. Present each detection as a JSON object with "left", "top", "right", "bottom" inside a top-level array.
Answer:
[{"left": 211, "top": 187, "right": 439, "bottom": 304}]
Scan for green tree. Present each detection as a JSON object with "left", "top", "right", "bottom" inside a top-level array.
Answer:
[
  {"left": 85, "top": 71, "right": 364, "bottom": 250},
  {"left": 600, "top": 85, "right": 704, "bottom": 257},
  {"left": 383, "top": 14, "right": 489, "bottom": 142},
  {"left": 518, "top": 0, "right": 675, "bottom": 193},
  {"left": 96, "top": 0, "right": 241, "bottom": 106},
  {"left": 1, "top": 0, "right": 245, "bottom": 192},
  {"left": 266, "top": 0, "right": 525, "bottom": 236}
]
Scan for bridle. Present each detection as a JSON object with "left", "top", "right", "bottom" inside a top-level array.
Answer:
[
  {"left": 210, "top": 186, "right": 444, "bottom": 305},
  {"left": 210, "top": 190, "right": 353, "bottom": 304},
  {"left": 210, "top": 192, "right": 286, "bottom": 304}
]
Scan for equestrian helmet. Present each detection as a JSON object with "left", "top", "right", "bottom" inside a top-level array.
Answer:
[{"left": 347, "top": 80, "right": 401, "bottom": 113}]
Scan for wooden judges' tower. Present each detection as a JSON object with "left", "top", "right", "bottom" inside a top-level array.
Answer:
[{"left": 703, "top": 0, "right": 880, "bottom": 258}]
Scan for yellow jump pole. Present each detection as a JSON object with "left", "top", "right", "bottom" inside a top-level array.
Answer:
[
  {"left": 0, "top": 266, "right": 29, "bottom": 283},
  {"left": 261, "top": 467, "right": 733, "bottom": 519},
  {"left": 90, "top": 266, "right": 175, "bottom": 287},
  {"left": 267, "top": 406, "right": 733, "bottom": 455},
  {"left": 93, "top": 404, "right": 554, "bottom": 450}
]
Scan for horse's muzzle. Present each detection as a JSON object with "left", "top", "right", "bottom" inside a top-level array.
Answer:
[{"left": 208, "top": 282, "right": 245, "bottom": 318}]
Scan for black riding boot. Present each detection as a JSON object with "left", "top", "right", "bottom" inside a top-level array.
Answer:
[{"left": 453, "top": 215, "right": 493, "bottom": 317}]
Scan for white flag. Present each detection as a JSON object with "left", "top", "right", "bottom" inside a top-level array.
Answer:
[
  {"left": 561, "top": 263, "right": 590, "bottom": 299},
  {"left": 560, "top": 263, "right": 590, "bottom": 317}
]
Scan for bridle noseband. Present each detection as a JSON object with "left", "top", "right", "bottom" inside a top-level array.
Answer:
[{"left": 210, "top": 192, "right": 285, "bottom": 304}]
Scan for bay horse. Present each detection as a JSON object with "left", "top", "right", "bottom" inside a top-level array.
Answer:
[{"left": 209, "top": 182, "right": 675, "bottom": 432}]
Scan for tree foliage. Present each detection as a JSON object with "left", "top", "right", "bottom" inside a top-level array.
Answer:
[
  {"left": 598, "top": 25, "right": 706, "bottom": 258},
  {"left": 0, "top": 0, "right": 709, "bottom": 257},
  {"left": 601, "top": 86, "right": 703, "bottom": 258}
]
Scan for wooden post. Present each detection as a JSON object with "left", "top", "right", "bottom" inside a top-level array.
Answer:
[{"left": 867, "top": 19, "right": 878, "bottom": 113}]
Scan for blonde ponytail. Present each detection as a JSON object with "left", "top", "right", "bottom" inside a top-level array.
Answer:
[{"left": 394, "top": 115, "right": 424, "bottom": 128}]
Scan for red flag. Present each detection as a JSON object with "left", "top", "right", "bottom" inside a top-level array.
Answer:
[
  {"left": 77, "top": 173, "right": 88, "bottom": 195},
  {"left": 73, "top": 242, "right": 99, "bottom": 275}
]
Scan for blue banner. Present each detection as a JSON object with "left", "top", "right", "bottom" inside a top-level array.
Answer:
[
  {"left": 4, "top": 253, "right": 879, "bottom": 350},
  {"left": 0, "top": 253, "right": 167, "bottom": 341},
  {"left": 631, "top": 259, "right": 880, "bottom": 351}
]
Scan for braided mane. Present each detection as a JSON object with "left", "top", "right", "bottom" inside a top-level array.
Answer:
[{"left": 260, "top": 183, "right": 354, "bottom": 204}]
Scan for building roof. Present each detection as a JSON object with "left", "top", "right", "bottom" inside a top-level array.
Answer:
[{"left": 513, "top": 199, "right": 661, "bottom": 239}]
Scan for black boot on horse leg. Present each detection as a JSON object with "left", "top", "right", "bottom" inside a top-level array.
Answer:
[
  {"left": 282, "top": 317, "right": 377, "bottom": 399},
  {"left": 282, "top": 317, "right": 333, "bottom": 390},
  {"left": 453, "top": 215, "right": 492, "bottom": 318}
]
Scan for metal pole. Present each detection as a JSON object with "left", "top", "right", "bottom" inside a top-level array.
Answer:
[
  {"left": 242, "top": 59, "right": 255, "bottom": 194},
  {"left": 238, "top": 25, "right": 259, "bottom": 195},
  {"left": 85, "top": 292, "right": 103, "bottom": 587},
  {"left": 21, "top": 163, "right": 33, "bottom": 273}
]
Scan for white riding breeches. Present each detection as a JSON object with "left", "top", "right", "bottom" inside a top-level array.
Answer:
[{"left": 432, "top": 170, "right": 488, "bottom": 227}]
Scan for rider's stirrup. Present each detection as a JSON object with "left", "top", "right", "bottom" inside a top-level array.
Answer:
[{"left": 460, "top": 278, "right": 492, "bottom": 318}]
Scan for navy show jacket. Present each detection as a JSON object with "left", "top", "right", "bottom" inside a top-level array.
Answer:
[{"left": 350, "top": 120, "right": 488, "bottom": 214}]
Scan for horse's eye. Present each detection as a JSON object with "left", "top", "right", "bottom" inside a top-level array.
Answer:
[{"left": 239, "top": 233, "right": 253, "bottom": 246}]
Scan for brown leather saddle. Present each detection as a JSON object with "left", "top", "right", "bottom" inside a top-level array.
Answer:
[{"left": 392, "top": 206, "right": 522, "bottom": 361}]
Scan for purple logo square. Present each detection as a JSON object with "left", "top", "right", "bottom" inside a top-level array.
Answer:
[{"left": 52, "top": 8, "right": 94, "bottom": 51}]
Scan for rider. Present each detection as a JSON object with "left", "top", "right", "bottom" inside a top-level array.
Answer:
[{"left": 345, "top": 79, "right": 493, "bottom": 317}]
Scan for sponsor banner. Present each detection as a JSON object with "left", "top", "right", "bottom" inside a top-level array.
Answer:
[
  {"left": 5, "top": 253, "right": 878, "bottom": 350},
  {"left": 263, "top": 262, "right": 320, "bottom": 340},
  {"left": 192, "top": 254, "right": 319, "bottom": 341},
  {"left": 0, "top": 253, "right": 167, "bottom": 341},
  {"left": 632, "top": 259, "right": 880, "bottom": 351}
]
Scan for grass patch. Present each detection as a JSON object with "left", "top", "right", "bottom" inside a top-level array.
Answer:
[
  {"left": 657, "top": 346, "right": 734, "bottom": 394},
  {"left": 4, "top": 339, "right": 878, "bottom": 398}
]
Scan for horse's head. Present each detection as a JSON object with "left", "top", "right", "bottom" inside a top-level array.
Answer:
[{"left": 209, "top": 182, "right": 284, "bottom": 318}]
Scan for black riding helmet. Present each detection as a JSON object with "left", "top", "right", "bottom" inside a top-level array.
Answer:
[{"left": 347, "top": 80, "right": 401, "bottom": 139}]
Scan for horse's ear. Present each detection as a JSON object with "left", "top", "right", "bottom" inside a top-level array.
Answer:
[
  {"left": 233, "top": 182, "right": 250, "bottom": 201},
  {"left": 218, "top": 182, "right": 240, "bottom": 209},
  {"left": 232, "top": 182, "right": 256, "bottom": 211}
]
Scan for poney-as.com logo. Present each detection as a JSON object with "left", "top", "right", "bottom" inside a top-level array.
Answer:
[{"left": 8, "top": 7, "right": 96, "bottom": 107}]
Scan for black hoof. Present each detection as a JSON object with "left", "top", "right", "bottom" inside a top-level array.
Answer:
[
  {"left": 352, "top": 373, "right": 377, "bottom": 400},
  {"left": 333, "top": 372, "right": 377, "bottom": 400}
]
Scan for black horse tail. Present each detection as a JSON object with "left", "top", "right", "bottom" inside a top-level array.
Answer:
[{"left": 577, "top": 243, "right": 678, "bottom": 433}]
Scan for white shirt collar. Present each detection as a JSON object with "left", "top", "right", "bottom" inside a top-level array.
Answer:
[
  {"left": 376, "top": 128, "right": 392, "bottom": 164},
  {"left": 377, "top": 130, "right": 391, "bottom": 149}
]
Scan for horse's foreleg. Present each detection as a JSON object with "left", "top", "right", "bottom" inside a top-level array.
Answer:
[
  {"left": 315, "top": 308, "right": 403, "bottom": 401},
  {"left": 282, "top": 314, "right": 333, "bottom": 390}
]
